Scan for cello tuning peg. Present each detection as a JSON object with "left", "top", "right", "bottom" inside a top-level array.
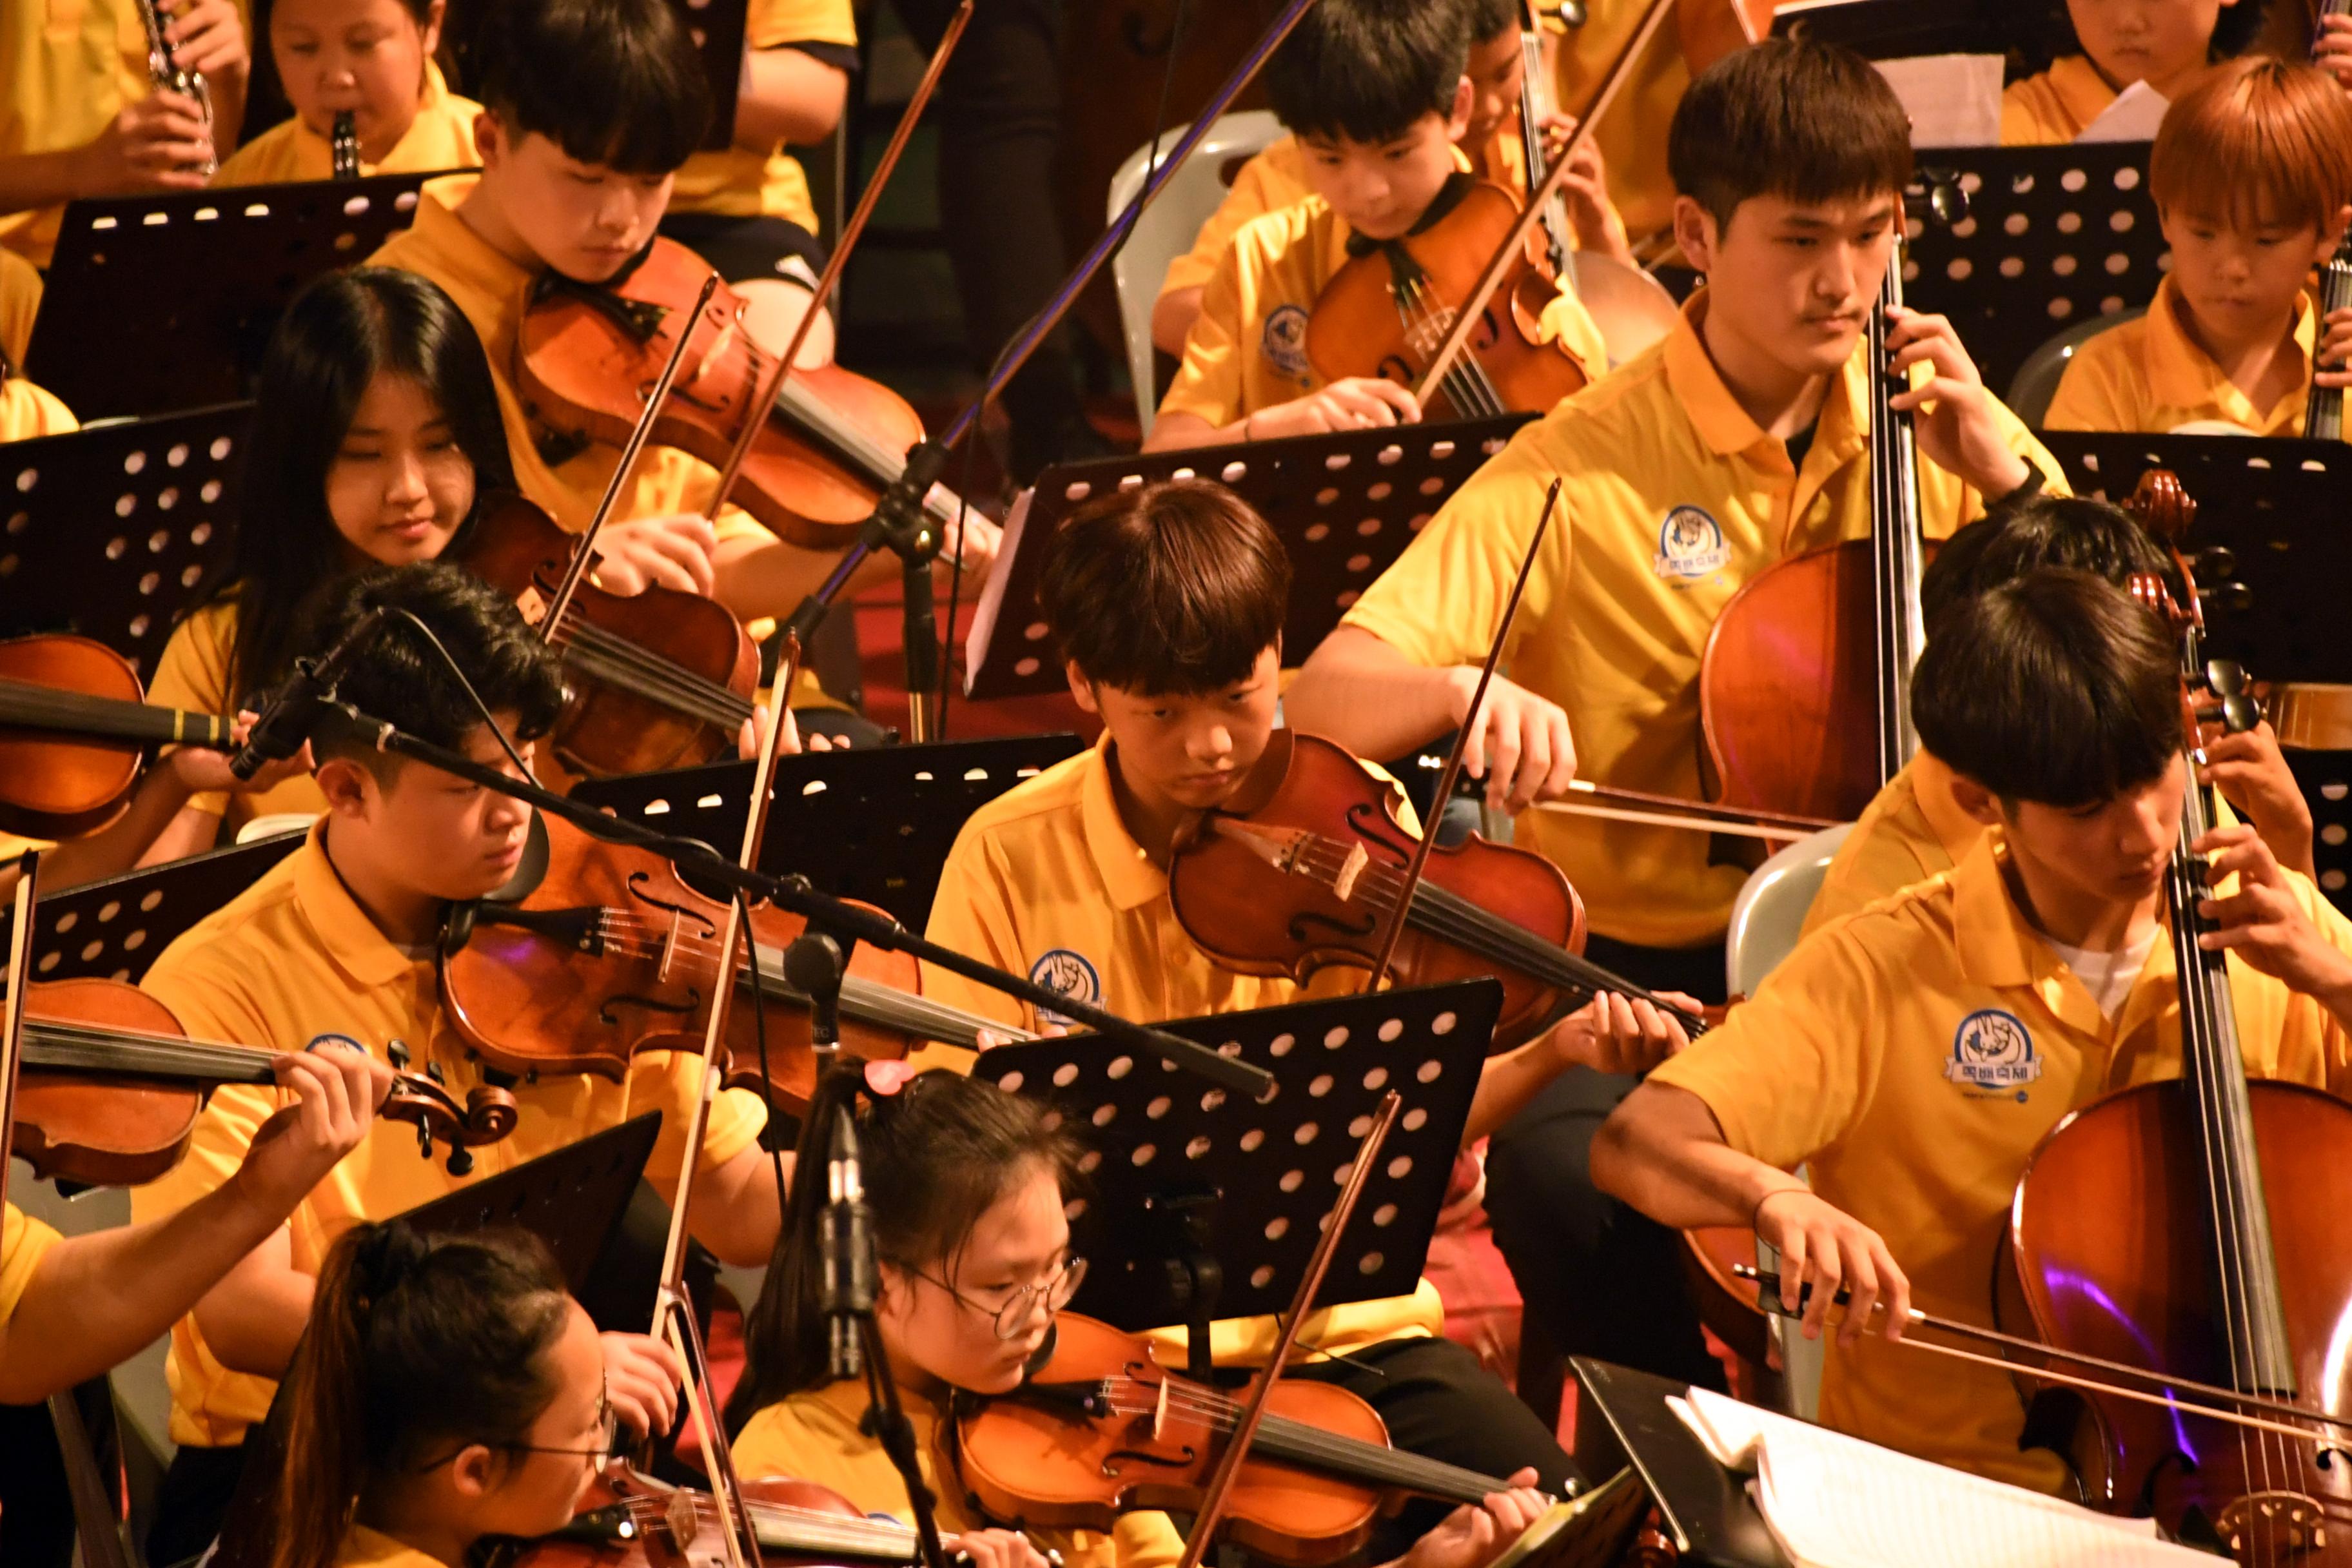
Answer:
[
  {"left": 1906, "top": 170, "right": 1968, "bottom": 228},
  {"left": 2204, "top": 660, "right": 2248, "bottom": 698},
  {"left": 2220, "top": 693, "right": 2262, "bottom": 735},
  {"left": 2193, "top": 545, "right": 2237, "bottom": 578},
  {"left": 2201, "top": 580, "right": 2254, "bottom": 615}
]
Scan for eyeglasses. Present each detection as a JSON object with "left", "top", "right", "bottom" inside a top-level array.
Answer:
[
  {"left": 903, "top": 1255, "right": 1088, "bottom": 1339},
  {"left": 413, "top": 1387, "right": 617, "bottom": 1474}
]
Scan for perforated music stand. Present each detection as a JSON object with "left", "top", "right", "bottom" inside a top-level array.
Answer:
[
  {"left": 977, "top": 979, "right": 1496, "bottom": 1378},
  {"left": 25, "top": 173, "right": 438, "bottom": 420},
  {"left": 1897, "top": 144, "right": 2164, "bottom": 398},
  {"left": 964, "top": 415, "right": 1536, "bottom": 701},
  {"left": 570, "top": 732, "right": 1084, "bottom": 929},
  {"left": 0, "top": 830, "right": 304, "bottom": 985},
  {"left": 0, "top": 402, "right": 250, "bottom": 678},
  {"left": 2036, "top": 432, "right": 2352, "bottom": 685}
]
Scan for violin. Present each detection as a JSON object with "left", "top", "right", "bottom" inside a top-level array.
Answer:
[
  {"left": 1304, "top": 174, "right": 1591, "bottom": 422},
  {"left": 516, "top": 236, "right": 968, "bottom": 552},
  {"left": 1, "top": 633, "right": 235, "bottom": 840},
  {"left": 437, "top": 812, "right": 1034, "bottom": 1116},
  {"left": 1166, "top": 729, "right": 1712, "bottom": 1048},
  {"left": 453, "top": 493, "right": 760, "bottom": 779},
  {"left": 12, "top": 976, "right": 518, "bottom": 1184},
  {"left": 954, "top": 1312, "right": 1527, "bottom": 1567},
  {"left": 484, "top": 1464, "right": 919, "bottom": 1567},
  {"left": 1698, "top": 184, "right": 1950, "bottom": 825}
]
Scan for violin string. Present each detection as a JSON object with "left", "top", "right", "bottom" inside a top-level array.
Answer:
[
  {"left": 550, "top": 611, "right": 756, "bottom": 729},
  {"left": 612, "top": 1490, "right": 915, "bottom": 1552},
  {"left": 0, "top": 680, "right": 205, "bottom": 740},
  {"left": 1393, "top": 275, "right": 1505, "bottom": 419},
  {"left": 23, "top": 1020, "right": 278, "bottom": 1081}
]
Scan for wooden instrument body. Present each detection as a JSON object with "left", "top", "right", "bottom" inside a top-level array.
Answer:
[
  {"left": 2008, "top": 1079, "right": 2352, "bottom": 1554},
  {"left": 514, "top": 237, "right": 925, "bottom": 549},
  {"left": 456, "top": 496, "right": 757, "bottom": 779},
  {"left": 1304, "top": 182, "right": 1589, "bottom": 420},
  {"left": 0, "top": 634, "right": 150, "bottom": 839},
  {"left": 438, "top": 813, "right": 916, "bottom": 1114},
  {"left": 489, "top": 1473, "right": 910, "bottom": 1568},
  {"left": 954, "top": 1313, "right": 1387, "bottom": 1567},
  {"left": 17, "top": 979, "right": 209, "bottom": 1186},
  {"left": 1167, "top": 730, "right": 1585, "bottom": 1048}
]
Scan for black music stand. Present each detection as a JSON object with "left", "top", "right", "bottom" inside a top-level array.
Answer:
[
  {"left": 2036, "top": 432, "right": 2352, "bottom": 685},
  {"left": 965, "top": 415, "right": 1536, "bottom": 700},
  {"left": 1896, "top": 144, "right": 2164, "bottom": 398},
  {"left": 25, "top": 173, "right": 438, "bottom": 420},
  {"left": 2281, "top": 748, "right": 2352, "bottom": 914},
  {"left": 978, "top": 978, "right": 1496, "bottom": 1381},
  {"left": 570, "top": 732, "right": 1084, "bottom": 929},
  {"left": 1, "top": 830, "right": 304, "bottom": 984},
  {"left": 1570, "top": 1359, "right": 1790, "bottom": 1568},
  {"left": 0, "top": 403, "right": 251, "bottom": 677}
]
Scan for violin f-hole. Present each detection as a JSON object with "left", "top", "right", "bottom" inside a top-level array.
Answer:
[
  {"left": 1342, "top": 803, "right": 1413, "bottom": 865},
  {"left": 600, "top": 990, "right": 701, "bottom": 1028},
  {"left": 1101, "top": 1444, "right": 1195, "bottom": 1479}
]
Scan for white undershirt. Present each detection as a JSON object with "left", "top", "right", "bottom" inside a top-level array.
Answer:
[{"left": 2045, "top": 928, "right": 2163, "bottom": 1020}]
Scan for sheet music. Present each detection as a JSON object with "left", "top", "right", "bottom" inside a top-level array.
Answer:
[
  {"left": 962, "top": 483, "right": 1033, "bottom": 694},
  {"left": 2076, "top": 80, "right": 2169, "bottom": 143},
  {"left": 1872, "top": 54, "right": 2003, "bottom": 149},
  {"left": 1669, "top": 1388, "right": 2211, "bottom": 1568}
]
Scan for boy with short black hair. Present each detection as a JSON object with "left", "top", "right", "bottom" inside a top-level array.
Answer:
[
  {"left": 1286, "top": 36, "right": 2063, "bottom": 1392},
  {"left": 921, "top": 478, "right": 1691, "bottom": 1527},
  {"left": 1146, "top": 0, "right": 1605, "bottom": 449},
  {"left": 2047, "top": 57, "right": 2352, "bottom": 436},
  {"left": 130, "top": 563, "right": 785, "bottom": 1562},
  {"left": 1805, "top": 493, "right": 2315, "bottom": 932},
  {"left": 1592, "top": 566, "right": 2352, "bottom": 1490},
  {"left": 369, "top": 0, "right": 989, "bottom": 627}
]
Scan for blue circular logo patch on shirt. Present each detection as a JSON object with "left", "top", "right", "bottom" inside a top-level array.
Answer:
[
  {"left": 1030, "top": 948, "right": 1102, "bottom": 1025},
  {"left": 1945, "top": 1008, "right": 2042, "bottom": 1094},
  {"left": 1260, "top": 304, "right": 1311, "bottom": 381},
  {"left": 1653, "top": 505, "right": 1730, "bottom": 581}
]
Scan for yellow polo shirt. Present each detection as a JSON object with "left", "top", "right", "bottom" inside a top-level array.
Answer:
[
  {"left": 735, "top": 1378, "right": 1184, "bottom": 1568},
  {"left": 0, "top": 372, "right": 75, "bottom": 440},
  {"left": 1338, "top": 291, "right": 2063, "bottom": 948},
  {"left": 2000, "top": 55, "right": 2117, "bottom": 146},
  {"left": 1158, "top": 135, "right": 1316, "bottom": 302},
  {"left": 366, "top": 176, "right": 772, "bottom": 549},
  {"left": 0, "top": 1202, "right": 64, "bottom": 1329},
  {"left": 921, "top": 735, "right": 1446, "bottom": 1366},
  {"left": 1159, "top": 162, "right": 1608, "bottom": 431},
  {"left": 130, "top": 821, "right": 769, "bottom": 1447},
  {"left": 1801, "top": 754, "right": 1981, "bottom": 937},
  {"left": 1, "top": 247, "right": 41, "bottom": 369},
  {"left": 211, "top": 61, "right": 478, "bottom": 188},
  {"left": 145, "top": 596, "right": 328, "bottom": 838},
  {"left": 335, "top": 1525, "right": 438, "bottom": 1568},
  {"left": 1552, "top": 0, "right": 1685, "bottom": 243},
  {"left": 1649, "top": 830, "right": 2352, "bottom": 1491},
  {"left": 2046, "top": 275, "right": 2322, "bottom": 437},
  {"left": 669, "top": 0, "right": 857, "bottom": 236}
]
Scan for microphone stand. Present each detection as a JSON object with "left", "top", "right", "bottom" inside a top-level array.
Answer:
[
  {"left": 779, "top": 0, "right": 1322, "bottom": 726},
  {"left": 859, "top": 1315, "right": 950, "bottom": 1568},
  {"left": 311, "top": 701, "right": 1273, "bottom": 1099}
]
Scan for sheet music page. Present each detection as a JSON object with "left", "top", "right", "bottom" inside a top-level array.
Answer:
[
  {"left": 1669, "top": 1389, "right": 2210, "bottom": 1568},
  {"left": 963, "top": 483, "right": 1032, "bottom": 693},
  {"left": 2076, "top": 80, "right": 2169, "bottom": 142},
  {"left": 1871, "top": 54, "right": 2004, "bottom": 149}
]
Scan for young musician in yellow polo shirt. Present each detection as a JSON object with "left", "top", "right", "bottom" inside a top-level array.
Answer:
[
  {"left": 0, "top": 0, "right": 249, "bottom": 268},
  {"left": 2046, "top": 58, "right": 2352, "bottom": 438},
  {"left": 130, "top": 564, "right": 779, "bottom": 1563},
  {"left": 212, "top": 0, "right": 479, "bottom": 188},
  {"left": 1149, "top": 0, "right": 1627, "bottom": 359},
  {"left": 660, "top": 0, "right": 857, "bottom": 362},
  {"left": 727, "top": 1068, "right": 1554, "bottom": 1568},
  {"left": 1593, "top": 567, "right": 2352, "bottom": 1490},
  {"left": 367, "top": 0, "right": 992, "bottom": 634},
  {"left": 2003, "top": 0, "right": 2266, "bottom": 146},
  {"left": 921, "top": 478, "right": 1677, "bottom": 1504},
  {"left": 1284, "top": 36, "right": 2061, "bottom": 1394},
  {"left": 1805, "top": 494, "right": 2316, "bottom": 936},
  {"left": 1145, "top": 0, "right": 1605, "bottom": 451},
  {"left": 0, "top": 1041, "right": 382, "bottom": 1402}
]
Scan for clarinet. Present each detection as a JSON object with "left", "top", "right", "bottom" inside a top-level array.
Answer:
[
  {"left": 132, "top": 0, "right": 215, "bottom": 177},
  {"left": 332, "top": 111, "right": 360, "bottom": 180}
]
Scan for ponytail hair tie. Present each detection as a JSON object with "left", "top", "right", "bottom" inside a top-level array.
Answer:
[{"left": 863, "top": 1059, "right": 917, "bottom": 1099}]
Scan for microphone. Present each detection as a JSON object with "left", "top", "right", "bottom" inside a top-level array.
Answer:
[
  {"left": 822, "top": 1110, "right": 876, "bottom": 1380},
  {"left": 229, "top": 606, "right": 386, "bottom": 780}
]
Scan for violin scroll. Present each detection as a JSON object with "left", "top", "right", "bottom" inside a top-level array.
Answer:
[{"left": 381, "top": 1072, "right": 522, "bottom": 1176}]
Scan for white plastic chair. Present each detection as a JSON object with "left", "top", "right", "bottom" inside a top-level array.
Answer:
[
  {"left": 1106, "top": 111, "right": 1284, "bottom": 438},
  {"left": 1723, "top": 821, "right": 1852, "bottom": 1420},
  {"left": 2005, "top": 308, "right": 2144, "bottom": 427}
]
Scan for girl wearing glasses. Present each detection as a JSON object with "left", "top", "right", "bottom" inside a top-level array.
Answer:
[
  {"left": 267, "top": 1220, "right": 622, "bottom": 1568},
  {"left": 729, "top": 1068, "right": 1548, "bottom": 1568}
]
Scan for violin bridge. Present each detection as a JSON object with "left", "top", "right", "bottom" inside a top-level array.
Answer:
[{"left": 1333, "top": 842, "right": 1370, "bottom": 903}]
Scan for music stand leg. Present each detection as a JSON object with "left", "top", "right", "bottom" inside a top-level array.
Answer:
[{"left": 1148, "top": 1191, "right": 1224, "bottom": 1385}]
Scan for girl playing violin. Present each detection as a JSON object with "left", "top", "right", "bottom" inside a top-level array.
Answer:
[
  {"left": 213, "top": 0, "right": 481, "bottom": 188},
  {"left": 268, "top": 1219, "right": 620, "bottom": 1568},
  {"left": 729, "top": 1067, "right": 1552, "bottom": 1568}
]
